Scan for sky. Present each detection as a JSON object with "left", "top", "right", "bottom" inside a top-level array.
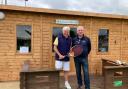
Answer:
[{"left": 0, "top": 0, "right": 128, "bottom": 15}]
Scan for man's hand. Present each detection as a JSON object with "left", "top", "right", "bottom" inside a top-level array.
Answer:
[
  {"left": 59, "top": 54, "right": 65, "bottom": 59},
  {"left": 69, "top": 52, "right": 74, "bottom": 57}
]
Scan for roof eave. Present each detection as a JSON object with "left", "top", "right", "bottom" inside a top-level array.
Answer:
[{"left": 0, "top": 5, "right": 128, "bottom": 19}]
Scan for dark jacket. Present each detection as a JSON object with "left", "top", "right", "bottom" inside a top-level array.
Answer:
[
  {"left": 55, "top": 34, "right": 72, "bottom": 61},
  {"left": 72, "top": 35, "right": 91, "bottom": 58}
]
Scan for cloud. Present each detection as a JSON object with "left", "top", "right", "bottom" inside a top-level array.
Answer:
[{"left": 1, "top": 0, "right": 128, "bottom": 15}]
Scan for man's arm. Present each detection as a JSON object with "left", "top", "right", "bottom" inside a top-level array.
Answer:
[
  {"left": 54, "top": 45, "right": 64, "bottom": 59},
  {"left": 53, "top": 37, "right": 64, "bottom": 59},
  {"left": 88, "top": 38, "right": 91, "bottom": 54}
]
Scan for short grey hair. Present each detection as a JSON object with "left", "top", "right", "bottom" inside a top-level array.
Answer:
[{"left": 62, "top": 26, "right": 70, "bottom": 31}]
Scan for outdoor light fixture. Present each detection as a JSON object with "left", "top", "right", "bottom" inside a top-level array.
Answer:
[{"left": 0, "top": 11, "right": 5, "bottom": 20}]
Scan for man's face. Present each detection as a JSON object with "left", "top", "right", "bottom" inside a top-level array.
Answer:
[
  {"left": 77, "top": 27, "right": 84, "bottom": 37},
  {"left": 63, "top": 29, "right": 70, "bottom": 38}
]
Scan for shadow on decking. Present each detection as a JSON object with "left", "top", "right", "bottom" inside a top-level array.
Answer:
[{"left": 60, "top": 75, "right": 104, "bottom": 89}]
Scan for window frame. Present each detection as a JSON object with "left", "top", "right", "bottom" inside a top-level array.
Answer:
[
  {"left": 15, "top": 23, "right": 33, "bottom": 55},
  {"left": 97, "top": 28, "right": 109, "bottom": 55}
]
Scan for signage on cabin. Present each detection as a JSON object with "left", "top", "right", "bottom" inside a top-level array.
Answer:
[{"left": 56, "top": 19, "right": 79, "bottom": 25}]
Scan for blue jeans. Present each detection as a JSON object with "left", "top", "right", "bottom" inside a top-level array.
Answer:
[{"left": 74, "top": 57, "right": 90, "bottom": 89}]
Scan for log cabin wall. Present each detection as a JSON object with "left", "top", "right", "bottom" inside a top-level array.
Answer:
[{"left": 0, "top": 5, "right": 128, "bottom": 81}]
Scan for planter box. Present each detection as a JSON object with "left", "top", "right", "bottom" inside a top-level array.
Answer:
[{"left": 20, "top": 69, "right": 60, "bottom": 89}]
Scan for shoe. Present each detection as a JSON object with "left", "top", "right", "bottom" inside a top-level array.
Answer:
[
  {"left": 77, "top": 85, "right": 82, "bottom": 89},
  {"left": 65, "top": 81, "right": 71, "bottom": 89}
]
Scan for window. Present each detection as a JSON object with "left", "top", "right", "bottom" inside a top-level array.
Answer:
[
  {"left": 52, "top": 27, "right": 77, "bottom": 52},
  {"left": 98, "top": 29, "right": 109, "bottom": 52},
  {"left": 16, "top": 25, "right": 31, "bottom": 53},
  {"left": 70, "top": 28, "right": 77, "bottom": 38}
]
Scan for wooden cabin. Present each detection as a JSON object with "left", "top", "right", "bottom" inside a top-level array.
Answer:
[{"left": 0, "top": 5, "right": 128, "bottom": 81}]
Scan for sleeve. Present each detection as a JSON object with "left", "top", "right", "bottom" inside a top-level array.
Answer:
[
  {"left": 53, "top": 37, "right": 58, "bottom": 46},
  {"left": 88, "top": 38, "right": 91, "bottom": 54}
]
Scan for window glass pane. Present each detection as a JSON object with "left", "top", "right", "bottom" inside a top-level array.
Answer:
[
  {"left": 16, "top": 25, "right": 31, "bottom": 53},
  {"left": 98, "top": 29, "right": 109, "bottom": 52},
  {"left": 70, "top": 28, "right": 77, "bottom": 38}
]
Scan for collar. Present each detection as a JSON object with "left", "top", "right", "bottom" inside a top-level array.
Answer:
[
  {"left": 61, "top": 33, "right": 69, "bottom": 39},
  {"left": 77, "top": 35, "right": 84, "bottom": 39}
]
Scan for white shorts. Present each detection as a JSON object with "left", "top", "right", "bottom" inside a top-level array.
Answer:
[{"left": 55, "top": 60, "right": 70, "bottom": 71}]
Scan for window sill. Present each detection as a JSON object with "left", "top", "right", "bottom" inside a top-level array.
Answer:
[
  {"left": 15, "top": 52, "right": 33, "bottom": 55},
  {"left": 96, "top": 52, "right": 109, "bottom": 55}
]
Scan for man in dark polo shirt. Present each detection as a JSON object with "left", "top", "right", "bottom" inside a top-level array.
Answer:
[
  {"left": 54, "top": 26, "right": 72, "bottom": 89},
  {"left": 72, "top": 26, "right": 91, "bottom": 89}
]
